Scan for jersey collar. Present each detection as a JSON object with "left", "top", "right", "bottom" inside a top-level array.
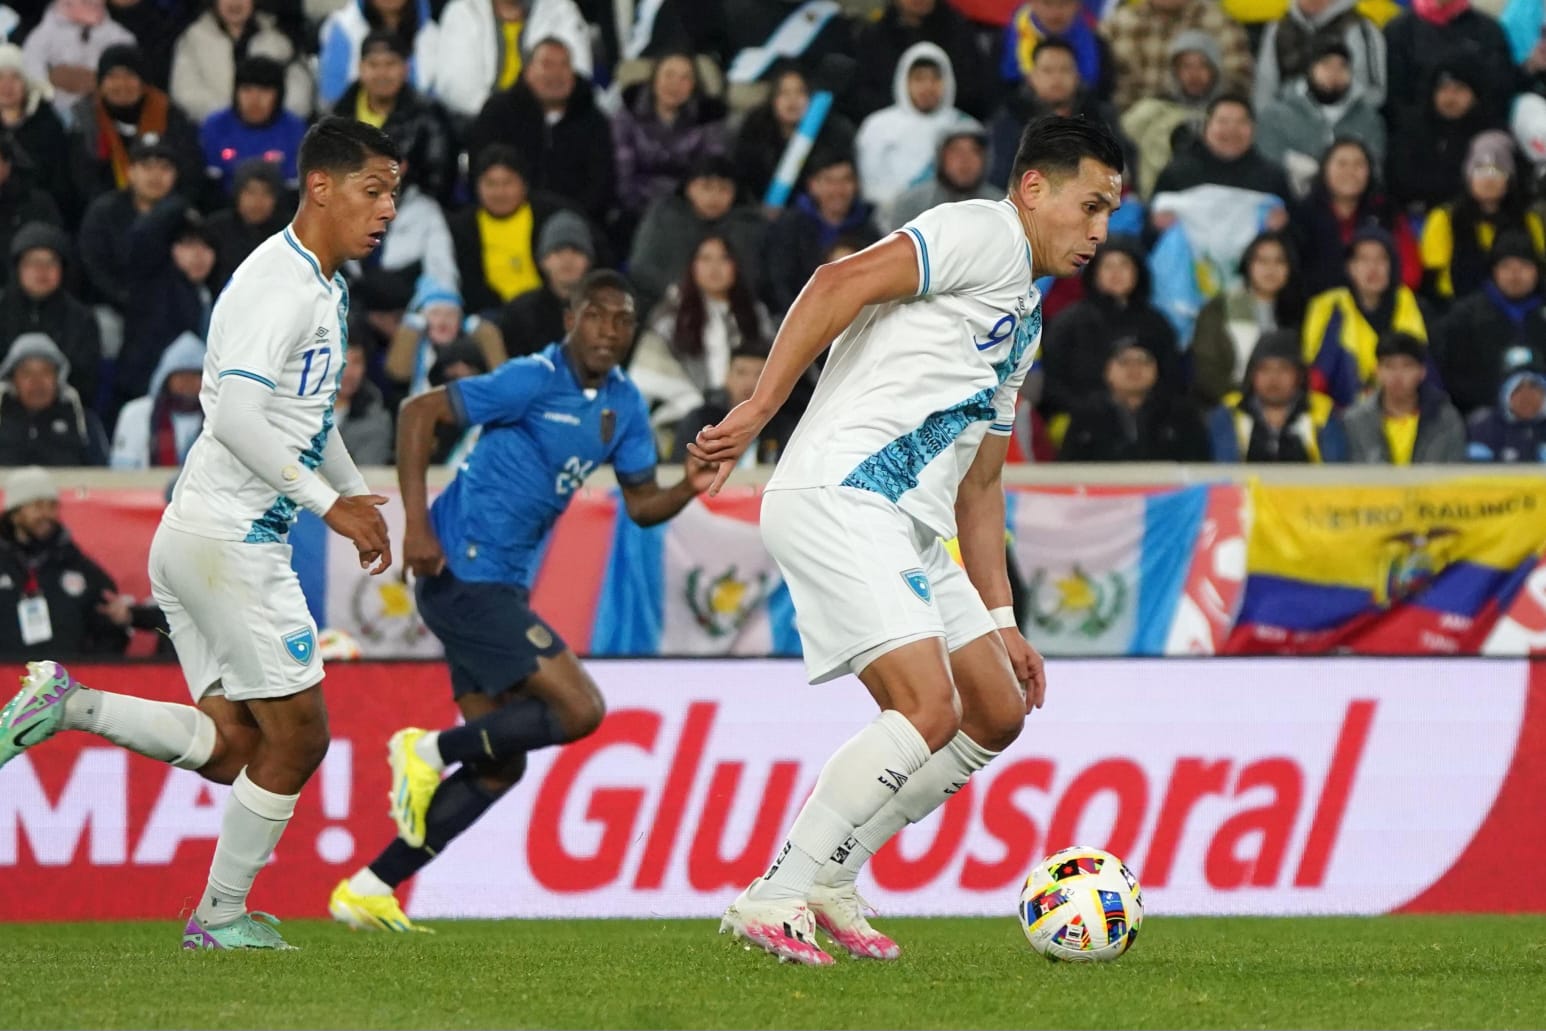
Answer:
[{"left": 282, "top": 226, "right": 333, "bottom": 293}]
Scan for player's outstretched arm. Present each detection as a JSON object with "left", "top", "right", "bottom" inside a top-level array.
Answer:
[
  {"left": 688, "top": 232, "right": 922, "bottom": 492},
  {"left": 395, "top": 387, "right": 457, "bottom": 577},
  {"left": 619, "top": 456, "right": 719, "bottom": 527},
  {"left": 957, "top": 433, "right": 1046, "bottom": 711}
]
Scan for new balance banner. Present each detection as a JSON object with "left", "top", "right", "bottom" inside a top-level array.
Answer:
[{"left": 4, "top": 659, "right": 1546, "bottom": 920}]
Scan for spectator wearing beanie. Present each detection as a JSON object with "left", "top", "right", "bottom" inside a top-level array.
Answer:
[
  {"left": 1207, "top": 328, "right": 1348, "bottom": 462},
  {"left": 761, "top": 150, "right": 878, "bottom": 317},
  {"left": 612, "top": 51, "right": 729, "bottom": 221},
  {"left": 0, "top": 222, "right": 101, "bottom": 407},
  {"left": 1253, "top": 0, "right": 1387, "bottom": 113},
  {"left": 1343, "top": 329, "right": 1466, "bottom": 464},
  {"left": 1303, "top": 225, "right": 1429, "bottom": 406},
  {"left": 497, "top": 209, "right": 593, "bottom": 357},
  {"left": 0, "top": 136, "right": 63, "bottom": 290},
  {"left": 205, "top": 157, "right": 291, "bottom": 290},
  {"left": 1419, "top": 131, "right": 1545, "bottom": 304},
  {"left": 20, "top": 0, "right": 135, "bottom": 121},
  {"left": 199, "top": 56, "right": 307, "bottom": 193},
  {"left": 1256, "top": 39, "right": 1386, "bottom": 184},
  {"left": 1433, "top": 229, "right": 1546, "bottom": 416},
  {"left": 0, "top": 333, "right": 108, "bottom": 466},
  {"left": 317, "top": 0, "right": 440, "bottom": 109},
  {"left": 1467, "top": 347, "right": 1546, "bottom": 463},
  {"left": 332, "top": 29, "right": 457, "bottom": 205},
  {"left": 171, "top": 0, "right": 313, "bottom": 124},
  {"left": 386, "top": 278, "right": 505, "bottom": 400},
  {"left": 628, "top": 153, "right": 766, "bottom": 321},
  {"left": 0, "top": 44, "right": 73, "bottom": 223},
  {"left": 1057, "top": 335, "right": 1212, "bottom": 462},
  {"left": 68, "top": 44, "right": 202, "bottom": 210}
]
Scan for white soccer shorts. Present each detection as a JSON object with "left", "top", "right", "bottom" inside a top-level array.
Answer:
[
  {"left": 761, "top": 485, "right": 997, "bottom": 684},
  {"left": 149, "top": 523, "right": 323, "bottom": 702}
]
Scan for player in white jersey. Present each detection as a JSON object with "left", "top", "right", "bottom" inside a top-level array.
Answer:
[
  {"left": 0, "top": 117, "right": 402, "bottom": 950},
  {"left": 691, "top": 116, "right": 1124, "bottom": 965}
]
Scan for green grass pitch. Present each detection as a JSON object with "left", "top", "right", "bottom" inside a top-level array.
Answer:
[{"left": 3, "top": 916, "right": 1545, "bottom": 1029}]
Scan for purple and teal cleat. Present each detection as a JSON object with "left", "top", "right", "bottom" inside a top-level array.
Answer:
[
  {"left": 182, "top": 912, "right": 297, "bottom": 951},
  {"left": 0, "top": 660, "right": 80, "bottom": 771}
]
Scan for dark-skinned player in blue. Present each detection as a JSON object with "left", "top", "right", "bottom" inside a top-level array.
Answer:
[{"left": 329, "top": 269, "right": 717, "bottom": 930}]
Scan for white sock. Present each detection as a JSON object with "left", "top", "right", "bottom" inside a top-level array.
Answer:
[
  {"left": 818, "top": 731, "right": 1000, "bottom": 888},
  {"left": 749, "top": 710, "right": 932, "bottom": 904},
  {"left": 63, "top": 687, "right": 216, "bottom": 770},
  {"left": 347, "top": 866, "right": 395, "bottom": 898},
  {"left": 414, "top": 730, "right": 445, "bottom": 772},
  {"left": 194, "top": 768, "right": 298, "bottom": 928}
]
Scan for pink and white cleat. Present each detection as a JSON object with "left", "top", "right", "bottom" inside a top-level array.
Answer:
[
  {"left": 808, "top": 882, "right": 901, "bottom": 960},
  {"left": 719, "top": 882, "right": 834, "bottom": 966}
]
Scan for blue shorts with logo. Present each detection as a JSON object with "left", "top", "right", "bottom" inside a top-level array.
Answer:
[{"left": 415, "top": 570, "right": 567, "bottom": 699}]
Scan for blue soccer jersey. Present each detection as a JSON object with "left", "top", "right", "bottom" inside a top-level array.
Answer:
[{"left": 431, "top": 342, "right": 657, "bottom": 586}]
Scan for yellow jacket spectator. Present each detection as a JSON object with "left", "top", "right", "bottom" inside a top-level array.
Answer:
[
  {"left": 1304, "top": 225, "right": 1427, "bottom": 405},
  {"left": 1419, "top": 130, "right": 1545, "bottom": 302}
]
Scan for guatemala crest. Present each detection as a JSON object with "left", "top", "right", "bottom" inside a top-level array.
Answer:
[
  {"left": 1027, "top": 565, "right": 1127, "bottom": 638},
  {"left": 685, "top": 565, "right": 771, "bottom": 638},
  {"left": 282, "top": 626, "right": 317, "bottom": 664},
  {"left": 900, "top": 568, "right": 932, "bottom": 604}
]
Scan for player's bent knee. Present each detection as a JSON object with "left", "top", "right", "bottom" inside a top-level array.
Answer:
[
  {"left": 896, "top": 699, "right": 959, "bottom": 753},
  {"left": 470, "top": 751, "right": 527, "bottom": 793}
]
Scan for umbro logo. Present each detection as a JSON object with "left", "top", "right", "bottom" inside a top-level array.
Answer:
[
  {"left": 314, "top": 326, "right": 329, "bottom": 339},
  {"left": 877, "top": 768, "right": 910, "bottom": 793}
]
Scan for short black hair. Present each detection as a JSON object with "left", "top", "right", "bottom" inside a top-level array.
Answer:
[
  {"left": 1032, "top": 38, "right": 1078, "bottom": 63},
  {"left": 297, "top": 116, "right": 401, "bottom": 181},
  {"left": 1206, "top": 92, "right": 1254, "bottom": 123},
  {"left": 473, "top": 142, "right": 530, "bottom": 182},
  {"left": 908, "top": 57, "right": 943, "bottom": 76},
  {"left": 570, "top": 269, "right": 635, "bottom": 311},
  {"left": 1009, "top": 115, "right": 1123, "bottom": 187}
]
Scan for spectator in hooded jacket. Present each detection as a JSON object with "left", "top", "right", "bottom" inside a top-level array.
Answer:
[
  {"left": 1253, "top": 0, "right": 1387, "bottom": 112},
  {"left": 21, "top": 0, "right": 136, "bottom": 122},
  {"left": 1383, "top": 0, "right": 1517, "bottom": 127},
  {"left": 497, "top": 208, "right": 592, "bottom": 357},
  {"left": 1385, "top": 57, "right": 1503, "bottom": 213},
  {"left": 318, "top": 0, "right": 439, "bottom": 109},
  {"left": 1256, "top": 39, "right": 1386, "bottom": 186},
  {"left": 0, "top": 137, "right": 62, "bottom": 291},
  {"left": 1304, "top": 225, "right": 1430, "bottom": 406},
  {"left": 1101, "top": 0, "right": 1254, "bottom": 113},
  {"left": 1343, "top": 330, "right": 1467, "bottom": 463},
  {"left": 1000, "top": 0, "right": 1117, "bottom": 103},
  {"left": 199, "top": 55, "right": 307, "bottom": 194},
  {"left": 331, "top": 29, "right": 457, "bottom": 205},
  {"left": 0, "top": 222, "right": 101, "bottom": 406},
  {"left": 384, "top": 278, "right": 506, "bottom": 399},
  {"left": 1420, "top": 131, "right": 1545, "bottom": 304},
  {"left": 467, "top": 35, "right": 615, "bottom": 224},
  {"left": 1467, "top": 349, "right": 1546, "bottom": 463},
  {"left": 1119, "top": 29, "right": 1223, "bottom": 200},
  {"left": 730, "top": 60, "right": 857, "bottom": 207},
  {"left": 432, "top": 0, "right": 592, "bottom": 122},
  {"left": 1039, "top": 236, "right": 1185, "bottom": 419},
  {"left": 0, "top": 333, "right": 108, "bottom": 466},
  {"left": 612, "top": 52, "right": 729, "bottom": 221},
  {"left": 1293, "top": 136, "right": 1419, "bottom": 296},
  {"left": 1207, "top": 328, "right": 1347, "bottom": 462},
  {"left": 627, "top": 152, "right": 766, "bottom": 321},
  {"left": 204, "top": 157, "right": 290, "bottom": 290},
  {"left": 68, "top": 45, "right": 203, "bottom": 211},
  {"left": 171, "top": 0, "right": 313, "bottom": 124},
  {"left": 1192, "top": 229, "right": 1307, "bottom": 406},
  {"left": 761, "top": 150, "right": 879, "bottom": 317},
  {"left": 109, "top": 329, "right": 204, "bottom": 469},
  {"left": 1433, "top": 230, "right": 1546, "bottom": 416},
  {"left": 847, "top": 0, "right": 992, "bottom": 122},
  {"left": 990, "top": 37, "right": 1125, "bottom": 192},
  {"left": 854, "top": 42, "right": 979, "bottom": 209},
  {"left": 1058, "top": 336, "right": 1212, "bottom": 461},
  {"left": 0, "top": 44, "right": 73, "bottom": 223},
  {"left": 882, "top": 124, "right": 1001, "bottom": 233}
]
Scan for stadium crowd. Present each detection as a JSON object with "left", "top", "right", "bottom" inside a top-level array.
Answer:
[{"left": 0, "top": 0, "right": 1545, "bottom": 475}]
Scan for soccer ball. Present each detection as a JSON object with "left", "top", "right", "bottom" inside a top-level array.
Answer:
[
  {"left": 1018, "top": 846, "right": 1143, "bottom": 962},
  {"left": 317, "top": 628, "right": 363, "bottom": 661}
]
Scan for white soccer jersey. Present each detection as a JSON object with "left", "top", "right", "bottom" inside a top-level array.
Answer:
[
  {"left": 162, "top": 226, "right": 349, "bottom": 543},
  {"left": 766, "top": 198, "right": 1042, "bottom": 538}
]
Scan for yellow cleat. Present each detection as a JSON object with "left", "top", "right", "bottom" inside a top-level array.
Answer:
[
  {"left": 328, "top": 880, "right": 433, "bottom": 933},
  {"left": 387, "top": 728, "right": 442, "bottom": 848}
]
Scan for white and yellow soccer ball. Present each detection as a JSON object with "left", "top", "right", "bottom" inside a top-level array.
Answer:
[
  {"left": 317, "top": 627, "right": 363, "bottom": 661},
  {"left": 1018, "top": 846, "right": 1143, "bottom": 962}
]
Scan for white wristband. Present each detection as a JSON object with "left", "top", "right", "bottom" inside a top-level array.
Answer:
[{"left": 990, "top": 606, "right": 1018, "bottom": 630}]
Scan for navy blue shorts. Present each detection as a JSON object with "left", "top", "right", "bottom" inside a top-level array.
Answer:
[{"left": 415, "top": 571, "right": 567, "bottom": 699}]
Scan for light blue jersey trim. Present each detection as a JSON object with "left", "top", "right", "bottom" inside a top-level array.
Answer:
[
  {"left": 218, "top": 368, "right": 277, "bottom": 389},
  {"left": 905, "top": 226, "right": 930, "bottom": 295},
  {"left": 244, "top": 408, "right": 336, "bottom": 543},
  {"left": 283, "top": 227, "right": 331, "bottom": 293}
]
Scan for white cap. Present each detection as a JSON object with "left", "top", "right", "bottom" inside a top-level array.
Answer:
[{"left": 3, "top": 466, "right": 58, "bottom": 512}]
